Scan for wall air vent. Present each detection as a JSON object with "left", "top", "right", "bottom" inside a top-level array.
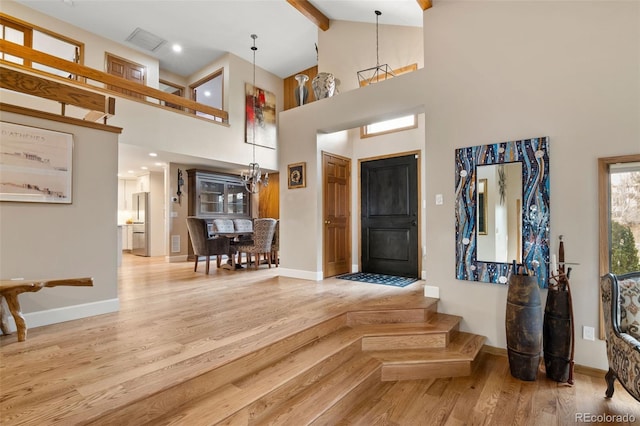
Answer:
[{"left": 125, "top": 27, "right": 167, "bottom": 52}]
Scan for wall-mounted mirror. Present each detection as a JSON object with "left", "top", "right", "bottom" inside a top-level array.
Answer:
[
  {"left": 476, "top": 163, "right": 523, "bottom": 263},
  {"left": 455, "top": 137, "right": 550, "bottom": 288}
]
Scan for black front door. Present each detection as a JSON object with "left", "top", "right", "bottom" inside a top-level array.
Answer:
[{"left": 361, "top": 154, "right": 419, "bottom": 278}]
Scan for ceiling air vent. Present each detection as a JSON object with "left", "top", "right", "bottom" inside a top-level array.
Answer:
[{"left": 125, "top": 27, "right": 166, "bottom": 52}]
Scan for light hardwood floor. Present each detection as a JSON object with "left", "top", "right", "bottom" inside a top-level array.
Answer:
[{"left": 1, "top": 254, "right": 638, "bottom": 425}]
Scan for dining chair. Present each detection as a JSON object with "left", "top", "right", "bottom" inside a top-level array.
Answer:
[
  {"left": 236, "top": 218, "right": 277, "bottom": 270},
  {"left": 212, "top": 218, "right": 235, "bottom": 233},
  {"left": 186, "top": 217, "right": 230, "bottom": 274},
  {"left": 271, "top": 220, "right": 279, "bottom": 267}
]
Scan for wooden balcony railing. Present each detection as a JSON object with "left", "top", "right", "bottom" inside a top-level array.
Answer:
[{"left": 0, "top": 40, "right": 228, "bottom": 124}]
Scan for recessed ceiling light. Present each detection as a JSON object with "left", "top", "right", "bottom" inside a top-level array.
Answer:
[
  {"left": 154, "top": 162, "right": 163, "bottom": 166},
  {"left": 149, "top": 152, "right": 158, "bottom": 157},
  {"left": 172, "top": 44, "right": 182, "bottom": 53},
  {"left": 128, "top": 170, "right": 135, "bottom": 174},
  {"left": 204, "top": 91, "right": 211, "bottom": 97},
  {"left": 141, "top": 166, "right": 148, "bottom": 170}
]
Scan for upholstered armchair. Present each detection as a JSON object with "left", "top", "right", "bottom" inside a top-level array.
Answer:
[
  {"left": 236, "top": 218, "right": 277, "bottom": 270},
  {"left": 186, "top": 217, "right": 230, "bottom": 274},
  {"left": 600, "top": 272, "right": 640, "bottom": 402}
]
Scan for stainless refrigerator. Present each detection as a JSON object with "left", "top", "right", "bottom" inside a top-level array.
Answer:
[{"left": 131, "top": 192, "right": 149, "bottom": 256}]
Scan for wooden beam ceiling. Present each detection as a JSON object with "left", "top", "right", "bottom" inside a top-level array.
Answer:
[
  {"left": 286, "top": 0, "right": 330, "bottom": 31},
  {"left": 416, "top": 0, "right": 432, "bottom": 10}
]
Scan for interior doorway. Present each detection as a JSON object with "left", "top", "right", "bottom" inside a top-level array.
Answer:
[
  {"left": 323, "top": 152, "right": 351, "bottom": 278},
  {"left": 106, "top": 53, "right": 146, "bottom": 99},
  {"left": 360, "top": 153, "right": 419, "bottom": 278}
]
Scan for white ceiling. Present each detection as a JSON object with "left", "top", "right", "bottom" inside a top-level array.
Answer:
[
  {"left": 14, "top": 0, "right": 424, "bottom": 177},
  {"left": 16, "top": 0, "right": 424, "bottom": 78}
]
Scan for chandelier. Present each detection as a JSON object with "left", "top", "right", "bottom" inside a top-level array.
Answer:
[
  {"left": 356, "top": 10, "right": 395, "bottom": 86},
  {"left": 241, "top": 34, "right": 269, "bottom": 193}
]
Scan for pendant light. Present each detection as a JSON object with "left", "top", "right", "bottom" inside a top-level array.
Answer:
[
  {"left": 357, "top": 10, "right": 395, "bottom": 86},
  {"left": 241, "top": 34, "right": 268, "bottom": 193}
]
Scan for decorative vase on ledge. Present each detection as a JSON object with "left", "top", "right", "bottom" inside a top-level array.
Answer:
[
  {"left": 294, "top": 74, "right": 309, "bottom": 106},
  {"left": 312, "top": 72, "right": 335, "bottom": 100}
]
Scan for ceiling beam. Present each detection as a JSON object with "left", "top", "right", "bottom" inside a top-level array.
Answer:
[
  {"left": 416, "top": 0, "right": 432, "bottom": 10},
  {"left": 286, "top": 0, "right": 330, "bottom": 31}
]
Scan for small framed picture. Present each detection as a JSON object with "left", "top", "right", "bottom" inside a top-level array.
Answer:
[{"left": 287, "top": 162, "right": 306, "bottom": 189}]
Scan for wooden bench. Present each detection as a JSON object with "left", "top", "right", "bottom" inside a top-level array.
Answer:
[{"left": 0, "top": 277, "right": 93, "bottom": 342}]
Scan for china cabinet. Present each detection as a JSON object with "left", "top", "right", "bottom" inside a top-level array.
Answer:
[{"left": 187, "top": 169, "right": 251, "bottom": 219}]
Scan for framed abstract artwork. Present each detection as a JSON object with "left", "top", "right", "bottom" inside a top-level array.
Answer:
[
  {"left": 0, "top": 122, "right": 73, "bottom": 204},
  {"left": 245, "top": 83, "right": 276, "bottom": 149}
]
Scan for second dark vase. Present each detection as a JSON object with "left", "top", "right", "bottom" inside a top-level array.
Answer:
[{"left": 543, "top": 288, "right": 571, "bottom": 382}]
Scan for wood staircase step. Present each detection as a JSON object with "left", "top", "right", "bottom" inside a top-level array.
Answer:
[
  {"left": 258, "top": 353, "right": 382, "bottom": 426},
  {"left": 346, "top": 305, "right": 437, "bottom": 326},
  {"left": 148, "top": 326, "right": 365, "bottom": 426},
  {"left": 366, "top": 332, "right": 486, "bottom": 381},
  {"left": 356, "top": 313, "right": 462, "bottom": 351}
]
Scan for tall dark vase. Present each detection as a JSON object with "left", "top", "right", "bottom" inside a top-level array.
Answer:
[
  {"left": 506, "top": 274, "right": 543, "bottom": 381},
  {"left": 543, "top": 288, "right": 571, "bottom": 382}
]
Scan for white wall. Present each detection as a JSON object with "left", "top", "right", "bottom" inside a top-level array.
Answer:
[
  {"left": 0, "top": 110, "right": 120, "bottom": 321},
  {"left": 279, "top": 1, "right": 640, "bottom": 371},
  {"left": 425, "top": 1, "right": 639, "bottom": 370},
  {"left": 318, "top": 20, "right": 424, "bottom": 94}
]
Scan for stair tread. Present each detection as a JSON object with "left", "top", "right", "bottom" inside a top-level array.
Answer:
[
  {"left": 367, "top": 332, "right": 486, "bottom": 364},
  {"left": 259, "top": 352, "right": 381, "bottom": 425},
  {"left": 154, "top": 326, "right": 364, "bottom": 426}
]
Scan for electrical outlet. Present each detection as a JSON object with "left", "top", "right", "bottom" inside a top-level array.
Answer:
[{"left": 583, "top": 326, "right": 595, "bottom": 341}]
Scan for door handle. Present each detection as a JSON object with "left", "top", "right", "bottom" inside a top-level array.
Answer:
[{"left": 411, "top": 220, "right": 417, "bottom": 226}]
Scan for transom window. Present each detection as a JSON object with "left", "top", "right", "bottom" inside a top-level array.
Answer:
[{"left": 361, "top": 114, "right": 417, "bottom": 138}]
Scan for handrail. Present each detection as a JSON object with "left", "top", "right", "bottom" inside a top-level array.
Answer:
[{"left": 0, "top": 40, "right": 228, "bottom": 123}]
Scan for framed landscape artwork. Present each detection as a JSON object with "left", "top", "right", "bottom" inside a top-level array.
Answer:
[
  {"left": 245, "top": 83, "right": 276, "bottom": 149},
  {"left": 0, "top": 121, "right": 73, "bottom": 203}
]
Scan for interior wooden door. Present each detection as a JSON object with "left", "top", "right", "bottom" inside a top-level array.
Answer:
[
  {"left": 361, "top": 154, "right": 419, "bottom": 278},
  {"left": 106, "top": 53, "right": 145, "bottom": 99},
  {"left": 323, "top": 152, "right": 351, "bottom": 278}
]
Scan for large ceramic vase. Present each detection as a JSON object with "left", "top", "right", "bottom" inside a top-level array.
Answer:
[
  {"left": 543, "top": 288, "right": 571, "bottom": 382},
  {"left": 312, "top": 72, "right": 335, "bottom": 100},
  {"left": 505, "top": 274, "right": 543, "bottom": 381},
  {"left": 294, "top": 74, "right": 309, "bottom": 106}
]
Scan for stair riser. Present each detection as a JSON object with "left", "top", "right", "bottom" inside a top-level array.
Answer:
[
  {"left": 362, "top": 333, "right": 448, "bottom": 351},
  {"left": 310, "top": 365, "right": 383, "bottom": 426},
  {"left": 92, "top": 315, "right": 348, "bottom": 426},
  {"left": 381, "top": 361, "right": 471, "bottom": 381},
  {"left": 347, "top": 308, "right": 434, "bottom": 326},
  {"left": 223, "top": 342, "right": 363, "bottom": 424}
]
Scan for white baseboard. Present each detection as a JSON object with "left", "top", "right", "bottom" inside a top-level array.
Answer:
[
  {"left": 351, "top": 264, "right": 359, "bottom": 273},
  {"left": 277, "top": 268, "right": 323, "bottom": 281},
  {"left": 166, "top": 255, "right": 188, "bottom": 263},
  {"left": 3, "top": 298, "right": 120, "bottom": 333}
]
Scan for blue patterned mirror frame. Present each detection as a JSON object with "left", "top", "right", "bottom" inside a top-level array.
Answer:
[{"left": 455, "top": 137, "right": 550, "bottom": 288}]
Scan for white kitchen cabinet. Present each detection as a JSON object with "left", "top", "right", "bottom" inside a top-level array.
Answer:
[{"left": 121, "top": 224, "right": 133, "bottom": 251}]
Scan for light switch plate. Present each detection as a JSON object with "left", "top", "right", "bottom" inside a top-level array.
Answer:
[
  {"left": 583, "top": 326, "right": 595, "bottom": 341},
  {"left": 435, "top": 194, "right": 444, "bottom": 205}
]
